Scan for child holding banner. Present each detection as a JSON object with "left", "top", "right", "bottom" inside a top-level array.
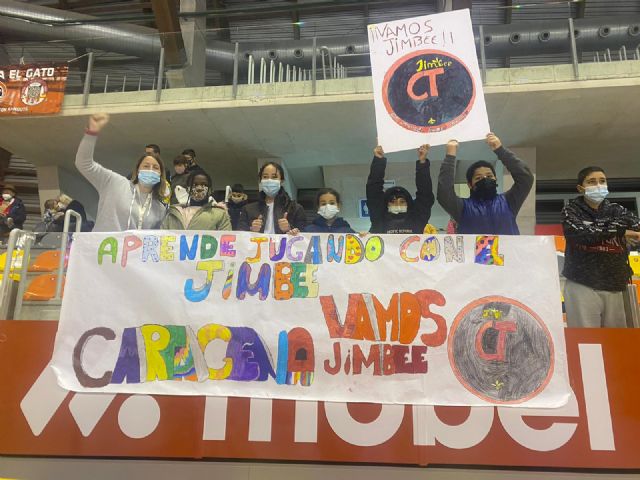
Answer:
[
  {"left": 75, "top": 113, "right": 168, "bottom": 231},
  {"left": 436, "top": 133, "right": 533, "bottom": 235},
  {"left": 366, "top": 144, "right": 434, "bottom": 234}
]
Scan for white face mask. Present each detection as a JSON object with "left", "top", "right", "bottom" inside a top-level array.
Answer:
[
  {"left": 2, "top": 194, "right": 12, "bottom": 201},
  {"left": 388, "top": 205, "right": 407, "bottom": 215},
  {"left": 318, "top": 204, "right": 339, "bottom": 220}
]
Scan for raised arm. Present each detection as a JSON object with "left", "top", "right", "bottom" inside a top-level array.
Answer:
[
  {"left": 75, "top": 113, "right": 122, "bottom": 193},
  {"left": 413, "top": 144, "right": 435, "bottom": 227},
  {"left": 366, "top": 145, "right": 387, "bottom": 233},
  {"left": 487, "top": 133, "right": 534, "bottom": 216},
  {"left": 436, "top": 140, "right": 464, "bottom": 222}
]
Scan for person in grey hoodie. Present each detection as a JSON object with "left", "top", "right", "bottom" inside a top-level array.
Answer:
[{"left": 75, "top": 113, "right": 168, "bottom": 232}]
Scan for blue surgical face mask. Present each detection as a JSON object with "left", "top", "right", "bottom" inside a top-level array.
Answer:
[
  {"left": 138, "top": 169, "right": 161, "bottom": 187},
  {"left": 584, "top": 185, "right": 608, "bottom": 205},
  {"left": 260, "top": 179, "right": 281, "bottom": 197}
]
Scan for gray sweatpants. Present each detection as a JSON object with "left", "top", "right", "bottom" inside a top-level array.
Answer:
[{"left": 564, "top": 279, "right": 627, "bottom": 328}]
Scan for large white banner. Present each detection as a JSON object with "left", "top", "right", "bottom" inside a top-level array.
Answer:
[
  {"left": 368, "top": 9, "right": 490, "bottom": 152},
  {"left": 52, "top": 231, "right": 569, "bottom": 407}
]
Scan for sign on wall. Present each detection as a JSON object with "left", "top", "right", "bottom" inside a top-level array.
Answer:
[
  {"left": 368, "top": 9, "right": 490, "bottom": 152},
  {"left": 0, "top": 64, "right": 68, "bottom": 116},
  {"left": 52, "top": 232, "right": 569, "bottom": 408}
]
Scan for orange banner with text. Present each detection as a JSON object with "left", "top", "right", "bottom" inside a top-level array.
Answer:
[
  {"left": 0, "top": 321, "right": 638, "bottom": 469},
  {"left": 0, "top": 64, "right": 68, "bottom": 116}
]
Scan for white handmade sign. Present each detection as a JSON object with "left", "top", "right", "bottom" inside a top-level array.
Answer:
[
  {"left": 368, "top": 9, "right": 491, "bottom": 152},
  {"left": 52, "top": 231, "right": 569, "bottom": 407}
]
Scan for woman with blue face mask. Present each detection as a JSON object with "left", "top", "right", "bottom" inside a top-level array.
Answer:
[
  {"left": 75, "top": 113, "right": 168, "bottom": 231},
  {"left": 237, "top": 161, "right": 306, "bottom": 234}
]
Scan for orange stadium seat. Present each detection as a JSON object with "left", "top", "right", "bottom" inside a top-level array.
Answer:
[
  {"left": 28, "top": 250, "right": 64, "bottom": 272},
  {"left": 22, "top": 274, "right": 64, "bottom": 301}
]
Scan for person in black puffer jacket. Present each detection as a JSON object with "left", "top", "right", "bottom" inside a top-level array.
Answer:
[
  {"left": 366, "top": 143, "right": 434, "bottom": 234},
  {"left": 238, "top": 161, "right": 306, "bottom": 234}
]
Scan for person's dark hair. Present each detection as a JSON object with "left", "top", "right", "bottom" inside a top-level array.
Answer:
[
  {"left": 182, "top": 148, "right": 196, "bottom": 158},
  {"left": 173, "top": 154, "right": 189, "bottom": 166},
  {"left": 131, "top": 153, "right": 167, "bottom": 200},
  {"left": 145, "top": 144, "right": 160, "bottom": 155},
  {"left": 231, "top": 183, "right": 244, "bottom": 193},
  {"left": 466, "top": 161, "right": 496, "bottom": 184},
  {"left": 258, "top": 161, "right": 285, "bottom": 181},
  {"left": 577, "top": 166, "right": 606, "bottom": 185},
  {"left": 187, "top": 170, "right": 212, "bottom": 191},
  {"left": 316, "top": 187, "right": 341, "bottom": 207}
]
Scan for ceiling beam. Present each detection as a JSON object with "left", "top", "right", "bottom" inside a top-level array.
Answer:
[
  {"left": 150, "top": 0, "right": 186, "bottom": 67},
  {"left": 576, "top": 0, "right": 587, "bottom": 18},
  {"left": 291, "top": 0, "right": 300, "bottom": 40},
  {"left": 451, "top": 0, "right": 472, "bottom": 10},
  {"left": 504, "top": 0, "right": 512, "bottom": 68}
]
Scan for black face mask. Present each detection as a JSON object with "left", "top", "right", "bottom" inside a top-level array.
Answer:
[{"left": 471, "top": 177, "right": 498, "bottom": 201}]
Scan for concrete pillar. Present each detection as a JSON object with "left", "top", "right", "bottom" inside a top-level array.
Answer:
[
  {"left": 36, "top": 165, "right": 61, "bottom": 213},
  {"left": 502, "top": 147, "right": 536, "bottom": 235},
  {"left": 166, "top": 0, "right": 206, "bottom": 88},
  {"left": 36, "top": 165, "right": 98, "bottom": 219}
]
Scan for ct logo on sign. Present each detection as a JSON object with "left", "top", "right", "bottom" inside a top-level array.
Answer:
[
  {"left": 448, "top": 296, "right": 554, "bottom": 404},
  {"left": 382, "top": 50, "right": 475, "bottom": 133}
]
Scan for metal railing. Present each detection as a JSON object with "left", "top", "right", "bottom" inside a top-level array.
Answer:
[
  {"left": 28, "top": 20, "right": 640, "bottom": 105},
  {"left": 0, "top": 229, "right": 36, "bottom": 320}
]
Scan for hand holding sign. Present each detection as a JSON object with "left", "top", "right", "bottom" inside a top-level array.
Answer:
[
  {"left": 373, "top": 145, "right": 385, "bottom": 159},
  {"left": 486, "top": 133, "right": 502, "bottom": 151},
  {"left": 446, "top": 140, "right": 459, "bottom": 156},
  {"left": 417, "top": 144, "right": 430, "bottom": 163}
]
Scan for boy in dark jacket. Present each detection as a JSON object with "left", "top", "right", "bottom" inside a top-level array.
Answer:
[
  {"left": 366, "top": 144, "right": 434, "bottom": 234},
  {"left": 227, "top": 184, "right": 248, "bottom": 230},
  {"left": 437, "top": 133, "right": 533, "bottom": 235},
  {"left": 562, "top": 166, "right": 640, "bottom": 328},
  {"left": 170, "top": 154, "right": 190, "bottom": 205},
  {"left": 0, "top": 184, "right": 26, "bottom": 236}
]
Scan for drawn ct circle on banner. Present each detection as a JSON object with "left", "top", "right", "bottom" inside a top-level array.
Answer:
[
  {"left": 21, "top": 79, "right": 48, "bottom": 106},
  {"left": 382, "top": 50, "right": 475, "bottom": 133},
  {"left": 447, "top": 296, "right": 554, "bottom": 404},
  {"left": 0, "top": 81, "right": 7, "bottom": 104}
]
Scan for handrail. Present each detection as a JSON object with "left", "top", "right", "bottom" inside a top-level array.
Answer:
[
  {"left": 55, "top": 209, "right": 82, "bottom": 300},
  {"left": 0, "top": 229, "right": 21, "bottom": 319}
]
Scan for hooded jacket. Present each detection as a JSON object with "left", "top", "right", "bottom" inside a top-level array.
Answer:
[
  {"left": 227, "top": 199, "right": 247, "bottom": 230},
  {"left": 237, "top": 188, "right": 307, "bottom": 234},
  {"left": 304, "top": 216, "right": 355, "bottom": 233},
  {"left": 562, "top": 196, "right": 640, "bottom": 291},
  {"left": 366, "top": 156, "right": 434, "bottom": 234}
]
